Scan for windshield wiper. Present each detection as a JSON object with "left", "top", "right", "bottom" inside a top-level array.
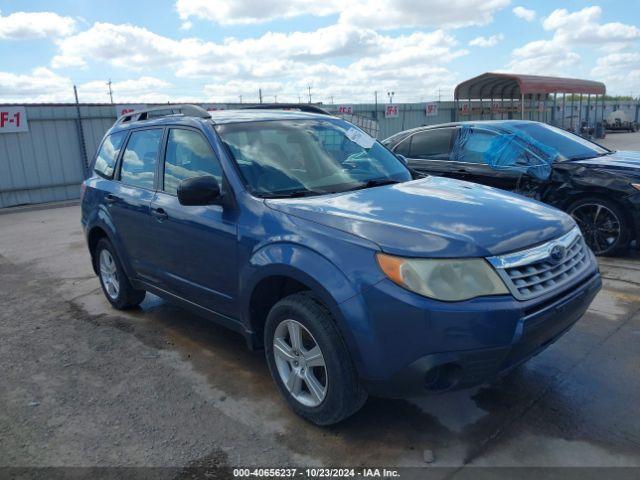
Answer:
[
  {"left": 342, "top": 178, "right": 401, "bottom": 192},
  {"left": 259, "top": 189, "right": 326, "bottom": 199}
]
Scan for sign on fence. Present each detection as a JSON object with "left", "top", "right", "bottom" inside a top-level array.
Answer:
[
  {"left": 337, "top": 105, "right": 353, "bottom": 114},
  {"left": 0, "top": 106, "right": 28, "bottom": 133},
  {"left": 115, "top": 104, "right": 146, "bottom": 117},
  {"left": 425, "top": 102, "right": 438, "bottom": 117},
  {"left": 385, "top": 104, "right": 399, "bottom": 118}
]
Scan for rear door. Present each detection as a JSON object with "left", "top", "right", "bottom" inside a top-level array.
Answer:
[
  {"left": 149, "top": 127, "right": 238, "bottom": 317},
  {"left": 108, "top": 127, "right": 164, "bottom": 280}
]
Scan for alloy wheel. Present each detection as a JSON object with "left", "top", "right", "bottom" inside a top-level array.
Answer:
[
  {"left": 570, "top": 203, "right": 621, "bottom": 255},
  {"left": 99, "top": 249, "right": 120, "bottom": 300},
  {"left": 273, "top": 319, "right": 327, "bottom": 407}
]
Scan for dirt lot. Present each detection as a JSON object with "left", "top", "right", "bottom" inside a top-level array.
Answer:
[{"left": 1, "top": 133, "right": 640, "bottom": 476}]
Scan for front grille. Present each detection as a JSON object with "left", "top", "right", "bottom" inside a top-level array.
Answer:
[{"left": 488, "top": 227, "right": 593, "bottom": 301}]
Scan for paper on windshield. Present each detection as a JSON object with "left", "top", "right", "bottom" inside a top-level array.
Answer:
[{"left": 346, "top": 127, "right": 375, "bottom": 149}]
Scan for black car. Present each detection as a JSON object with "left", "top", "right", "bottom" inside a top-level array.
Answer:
[{"left": 383, "top": 120, "right": 640, "bottom": 256}]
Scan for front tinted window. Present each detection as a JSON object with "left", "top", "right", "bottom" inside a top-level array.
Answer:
[
  {"left": 94, "top": 131, "right": 127, "bottom": 178},
  {"left": 215, "top": 119, "right": 411, "bottom": 197},
  {"left": 511, "top": 123, "right": 608, "bottom": 160},
  {"left": 120, "top": 129, "right": 163, "bottom": 189},
  {"left": 409, "top": 129, "right": 454, "bottom": 159},
  {"left": 163, "top": 129, "right": 222, "bottom": 195}
]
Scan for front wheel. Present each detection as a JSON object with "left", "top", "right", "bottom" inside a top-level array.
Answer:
[
  {"left": 568, "top": 197, "right": 629, "bottom": 256},
  {"left": 264, "top": 292, "right": 367, "bottom": 425}
]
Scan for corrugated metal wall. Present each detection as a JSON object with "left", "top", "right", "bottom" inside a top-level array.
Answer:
[
  {"left": 0, "top": 101, "right": 638, "bottom": 208},
  {"left": 0, "top": 105, "right": 118, "bottom": 208}
]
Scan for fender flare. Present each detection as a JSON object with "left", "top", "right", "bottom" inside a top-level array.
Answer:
[
  {"left": 240, "top": 242, "right": 368, "bottom": 368},
  {"left": 85, "top": 207, "right": 136, "bottom": 279}
]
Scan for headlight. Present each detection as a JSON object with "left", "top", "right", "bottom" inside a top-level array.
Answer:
[{"left": 376, "top": 253, "right": 508, "bottom": 301}]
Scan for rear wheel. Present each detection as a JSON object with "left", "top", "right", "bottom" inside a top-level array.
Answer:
[
  {"left": 95, "top": 238, "right": 146, "bottom": 309},
  {"left": 568, "top": 197, "right": 629, "bottom": 256},
  {"left": 265, "top": 292, "right": 367, "bottom": 425}
]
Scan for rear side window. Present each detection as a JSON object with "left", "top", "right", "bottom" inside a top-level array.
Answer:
[
  {"left": 409, "top": 129, "right": 454, "bottom": 159},
  {"left": 120, "top": 129, "right": 163, "bottom": 189},
  {"left": 163, "top": 129, "right": 223, "bottom": 195},
  {"left": 94, "top": 131, "right": 127, "bottom": 178}
]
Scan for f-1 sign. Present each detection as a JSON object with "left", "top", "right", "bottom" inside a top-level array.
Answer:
[{"left": 0, "top": 106, "right": 28, "bottom": 133}]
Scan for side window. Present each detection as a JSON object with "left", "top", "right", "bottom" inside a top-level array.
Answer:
[
  {"left": 163, "top": 129, "right": 223, "bottom": 195},
  {"left": 120, "top": 129, "right": 163, "bottom": 189},
  {"left": 94, "top": 131, "right": 127, "bottom": 178},
  {"left": 409, "top": 129, "right": 454, "bottom": 160},
  {"left": 394, "top": 137, "right": 411, "bottom": 156},
  {"left": 459, "top": 131, "right": 497, "bottom": 164}
]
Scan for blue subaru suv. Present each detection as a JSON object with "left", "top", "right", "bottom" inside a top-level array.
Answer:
[{"left": 81, "top": 105, "right": 601, "bottom": 425}]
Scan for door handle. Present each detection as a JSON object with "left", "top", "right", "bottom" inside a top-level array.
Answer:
[
  {"left": 105, "top": 194, "right": 118, "bottom": 204},
  {"left": 151, "top": 207, "right": 168, "bottom": 221}
]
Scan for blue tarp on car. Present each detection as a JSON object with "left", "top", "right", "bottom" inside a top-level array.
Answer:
[{"left": 451, "top": 125, "right": 559, "bottom": 180}]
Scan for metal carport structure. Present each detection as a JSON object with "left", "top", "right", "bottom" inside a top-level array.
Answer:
[{"left": 454, "top": 72, "right": 607, "bottom": 136}]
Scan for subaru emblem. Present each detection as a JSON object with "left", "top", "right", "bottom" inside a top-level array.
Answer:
[{"left": 549, "top": 245, "right": 566, "bottom": 263}]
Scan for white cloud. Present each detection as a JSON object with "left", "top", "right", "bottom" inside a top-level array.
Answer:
[
  {"left": 591, "top": 52, "right": 640, "bottom": 95},
  {"left": 506, "top": 40, "right": 580, "bottom": 75},
  {"left": 0, "top": 67, "right": 74, "bottom": 102},
  {"left": 506, "top": 6, "right": 640, "bottom": 76},
  {"left": 0, "top": 70, "right": 174, "bottom": 103},
  {"left": 469, "top": 34, "right": 504, "bottom": 47},
  {"left": 176, "top": 0, "right": 510, "bottom": 29},
  {"left": 543, "top": 6, "right": 640, "bottom": 45},
  {"left": 513, "top": 6, "right": 535, "bottom": 22},
  {"left": 0, "top": 10, "right": 76, "bottom": 39},
  {"left": 175, "top": 0, "right": 340, "bottom": 26},
  {"left": 78, "top": 77, "right": 172, "bottom": 103}
]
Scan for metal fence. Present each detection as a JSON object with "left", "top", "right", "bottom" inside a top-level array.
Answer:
[{"left": 1, "top": 101, "right": 639, "bottom": 208}]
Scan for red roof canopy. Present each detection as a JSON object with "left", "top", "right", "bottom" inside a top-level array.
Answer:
[{"left": 455, "top": 72, "right": 606, "bottom": 99}]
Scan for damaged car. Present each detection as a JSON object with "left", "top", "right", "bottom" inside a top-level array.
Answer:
[{"left": 383, "top": 121, "right": 640, "bottom": 256}]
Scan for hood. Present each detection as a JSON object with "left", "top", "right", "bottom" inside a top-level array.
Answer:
[
  {"left": 572, "top": 150, "right": 640, "bottom": 173},
  {"left": 266, "top": 177, "right": 575, "bottom": 258}
]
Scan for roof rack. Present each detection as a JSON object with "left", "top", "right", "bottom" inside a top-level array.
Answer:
[
  {"left": 117, "top": 104, "right": 210, "bottom": 124},
  {"left": 239, "top": 103, "right": 331, "bottom": 115}
]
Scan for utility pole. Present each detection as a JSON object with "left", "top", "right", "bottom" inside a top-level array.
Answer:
[
  {"left": 298, "top": 95, "right": 301, "bottom": 103},
  {"left": 239, "top": 95, "right": 243, "bottom": 104},
  {"left": 307, "top": 85, "right": 312, "bottom": 104},
  {"left": 274, "top": 94, "right": 277, "bottom": 103},
  {"left": 438, "top": 89, "right": 442, "bottom": 102},
  {"left": 374, "top": 91, "right": 378, "bottom": 119},
  {"left": 106, "top": 79, "right": 114, "bottom": 104},
  {"left": 258, "top": 88, "right": 263, "bottom": 104},
  {"left": 330, "top": 95, "right": 334, "bottom": 104}
]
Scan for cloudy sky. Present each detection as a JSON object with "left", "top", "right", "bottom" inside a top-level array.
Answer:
[{"left": 1, "top": 0, "right": 639, "bottom": 104}]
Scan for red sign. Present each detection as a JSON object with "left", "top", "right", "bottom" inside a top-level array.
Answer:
[
  {"left": 115, "top": 104, "right": 146, "bottom": 117},
  {"left": 0, "top": 106, "right": 28, "bottom": 133},
  {"left": 385, "top": 104, "right": 399, "bottom": 118},
  {"left": 337, "top": 105, "right": 353, "bottom": 114},
  {"left": 425, "top": 102, "right": 438, "bottom": 117}
]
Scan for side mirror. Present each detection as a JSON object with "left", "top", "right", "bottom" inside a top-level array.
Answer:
[
  {"left": 177, "top": 175, "right": 221, "bottom": 206},
  {"left": 395, "top": 153, "right": 408, "bottom": 166}
]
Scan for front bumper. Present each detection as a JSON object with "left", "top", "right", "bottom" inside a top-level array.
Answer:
[{"left": 339, "top": 266, "right": 601, "bottom": 397}]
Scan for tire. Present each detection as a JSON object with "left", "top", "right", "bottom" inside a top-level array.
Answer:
[
  {"left": 567, "top": 197, "right": 630, "bottom": 256},
  {"left": 94, "top": 238, "right": 146, "bottom": 309},
  {"left": 264, "top": 292, "right": 367, "bottom": 426}
]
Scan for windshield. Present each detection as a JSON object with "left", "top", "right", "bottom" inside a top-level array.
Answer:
[
  {"left": 215, "top": 119, "right": 411, "bottom": 197},
  {"left": 510, "top": 122, "right": 610, "bottom": 161}
]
